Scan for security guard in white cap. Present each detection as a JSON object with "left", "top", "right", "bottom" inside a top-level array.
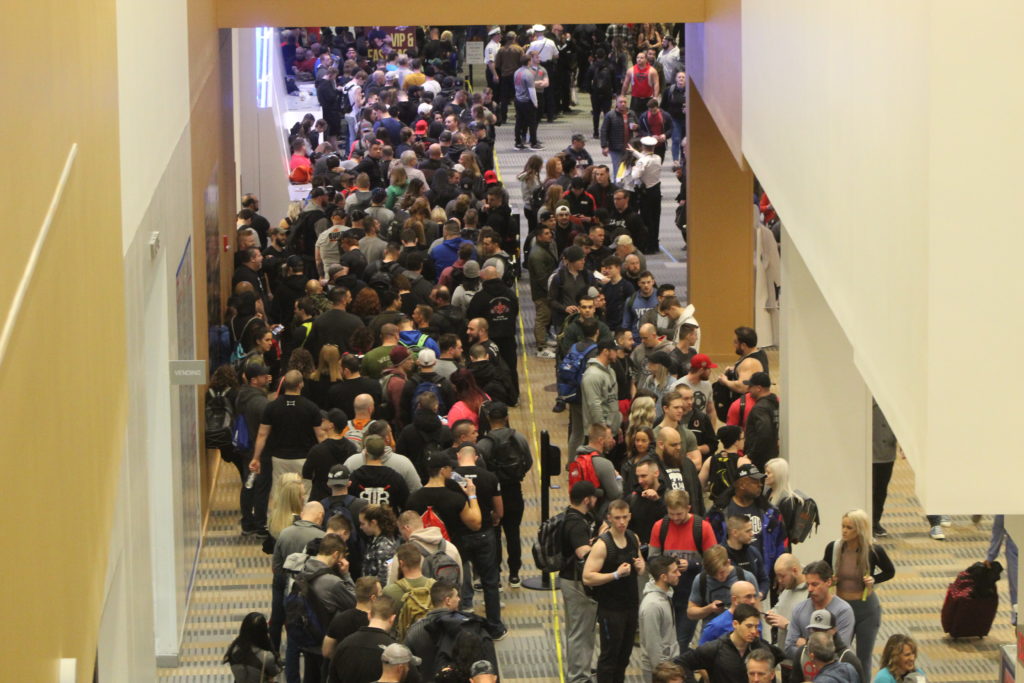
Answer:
[{"left": 627, "top": 136, "right": 663, "bottom": 253}]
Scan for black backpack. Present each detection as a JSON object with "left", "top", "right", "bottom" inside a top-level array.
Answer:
[
  {"left": 783, "top": 491, "right": 820, "bottom": 545},
  {"left": 591, "top": 64, "right": 613, "bottom": 97},
  {"left": 481, "top": 430, "right": 530, "bottom": 483},
  {"left": 532, "top": 511, "right": 569, "bottom": 573},
  {"left": 204, "top": 388, "right": 234, "bottom": 452},
  {"left": 283, "top": 567, "right": 334, "bottom": 653}
]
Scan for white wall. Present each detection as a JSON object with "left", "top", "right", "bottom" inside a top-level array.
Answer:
[
  {"left": 116, "top": 0, "right": 191, "bottom": 250},
  {"left": 740, "top": 0, "right": 1024, "bottom": 513}
]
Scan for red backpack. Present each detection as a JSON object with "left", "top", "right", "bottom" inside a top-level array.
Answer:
[
  {"left": 567, "top": 451, "right": 601, "bottom": 489},
  {"left": 421, "top": 506, "right": 451, "bottom": 541}
]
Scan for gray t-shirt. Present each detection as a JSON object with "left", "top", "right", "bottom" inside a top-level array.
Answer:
[
  {"left": 513, "top": 66, "right": 536, "bottom": 103},
  {"left": 680, "top": 376, "right": 714, "bottom": 416}
]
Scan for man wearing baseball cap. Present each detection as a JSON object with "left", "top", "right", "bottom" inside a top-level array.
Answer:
[
  {"left": 706, "top": 463, "right": 789, "bottom": 588},
  {"left": 680, "top": 352, "right": 718, "bottom": 425},
  {"left": 742, "top": 371, "right": 780, "bottom": 469},
  {"left": 376, "top": 643, "right": 421, "bottom": 682},
  {"left": 789, "top": 609, "right": 865, "bottom": 683}
]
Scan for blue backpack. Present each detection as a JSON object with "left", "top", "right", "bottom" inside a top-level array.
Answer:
[
  {"left": 411, "top": 377, "right": 447, "bottom": 414},
  {"left": 283, "top": 566, "right": 333, "bottom": 653},
  {"left": 556, "top": 342, "right": 597, "bottom": 404},
  {"left": 209, "top": 325, "right": 232, "bottom": 369},
  {"left": 231, "top": 413, "right": 252, "bottom": 452}
]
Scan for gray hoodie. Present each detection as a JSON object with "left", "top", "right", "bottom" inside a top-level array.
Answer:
[
  {"left": 572, "top": 445, "right": 622, "bottom": 518},
  {"left": 386, "top": 526, "right": 463, "bottom": 585},
  {"left": 581, "top": 358, "right": 621, "bottom": 433},
  {"left": 344, "top": 446, "right": 422, "bottom": 493},
  {"left": 639, "top": 580, "right": 679, "bottom": 672},
  {"left": 285, "top": 553, "right": 357, "bottom": 618}
]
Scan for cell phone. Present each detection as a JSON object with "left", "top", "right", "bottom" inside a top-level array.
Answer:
[{"left": 271, "top": 324, "right": 284, "bottom": 335}]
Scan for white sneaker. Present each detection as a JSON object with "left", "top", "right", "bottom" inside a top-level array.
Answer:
[
  {"left": 537, "top": 348, "right": 556, "bottom": 359},
  {"left": 544, "top": 339, "right": 558, "bottom": 348},
  {"left": 930, "top": 525, "right": 946, "bottom": 540},
  {"left": 940, "top": 515, "right": 952, "bottom": 527}
]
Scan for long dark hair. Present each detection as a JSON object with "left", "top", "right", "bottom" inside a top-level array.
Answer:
[
  {"left": 450, "top": 369, "right": 486, "bottom": 415},
  {"left": 223, "top": 612, "right": 276, "bottom": 665}
]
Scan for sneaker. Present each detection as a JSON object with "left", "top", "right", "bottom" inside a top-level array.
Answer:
[
  {"left": 514, "top": 142, "right": 526, "bottom": 150},
  {"left": 940, "top": 515, "right": 952, "bottom": 527},
  {"left": 544, "top": 338, "right": 558, "bottom": 348},
  {"left": 873, "top": 524, "right": 888, "bottom": 538},
  {"left": 530, "top": 142, "right": 545, "bottom": 150},
  {"left": 553, "top": 399, "right": 566, "bottom": 413},
  {"left": 930, "top": 525, "right": 946, "bottom": 540},
  {"left": 473, "top": 581, "right": 483, "bottom": 592},
  {"left": 491, "top": 626, "right": 509, "bottom": 641},
  {"left": 537, "top": 348, "right": 556, "bottom": 359},
  {"left": 509, "top": 576, "right": 522, "bottom": 588}
]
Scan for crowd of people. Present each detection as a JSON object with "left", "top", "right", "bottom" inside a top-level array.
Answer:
[{"left": 206, "top": 22, "right": 995, "bottom": 683}]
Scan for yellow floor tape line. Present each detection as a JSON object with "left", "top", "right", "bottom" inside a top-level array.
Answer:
[{"left": 497, "top": 151, "right": 567, "bottom": 683}]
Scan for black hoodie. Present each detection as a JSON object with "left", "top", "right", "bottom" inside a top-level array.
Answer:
[
  {"left": 744, "top": 393, "right": 780, "bottom": 469},
  {"left": 465, "top": 279, "right": 519, "bottom": 339},
  {"left": 396, "top": 409, "right": 454, "bottom": 481}
]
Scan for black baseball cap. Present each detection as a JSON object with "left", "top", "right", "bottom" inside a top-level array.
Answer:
[{"left": 744, "top": 372, "right": 771, "bottom": 388}]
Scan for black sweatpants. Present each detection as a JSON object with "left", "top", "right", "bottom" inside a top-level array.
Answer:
[
  {"left": 872, "top": 460, "right": 895, "bottom": 526},
  {"left": 514, "top": 99, "right": 539, "bottom": 146},
  {"left": 496, "top": 482, "right": 525, "bottom": 577},
  {"left": 597, "top": 605, "right": 639, "bottom": 683}
]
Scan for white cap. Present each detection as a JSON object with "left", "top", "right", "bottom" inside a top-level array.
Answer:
[
  {"left": 452, "top": 163, "right": 466, "bottom": 173},
  {"left": 531, "top": 24, "right": 546, "bottom": 33},
  {"left": 416, "top": 348, "right": 437, "bottom": 367},
  {"left": 417, "top": 102, "right": 432, "bottom": 115},
  {"left": 640, "top": 136, "right": 658, "bottom": 147},
  {"left": 488, "top": 26, "right": 501, "bottom": 36}
]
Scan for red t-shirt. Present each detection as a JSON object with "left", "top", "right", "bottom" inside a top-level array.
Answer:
[
  {"left": 727, "top": 393, "right": 756, "bottom": 427},
  {"left": 649, "top": 515, "right": 717, "bottom": 554}
]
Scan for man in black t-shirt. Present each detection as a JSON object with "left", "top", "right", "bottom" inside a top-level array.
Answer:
[
  {"left": 328, "top": 355, "right": 383, "bottom": 419},
  {"left": 406, "top": 453, "right": 508, "bottom": 640},
  {"left": 349, "top": 435, "right": 409, "bottom": 512},
  {"left": 454, "top": 444, "right": 503, "bottom": 609},
  {"left": 251, "top": 370, "right": 326, "bottom": 514},
  {"left": 322, "top": 575, "right": 380, "bottom": 662},
  {"left": 303, "top": 408, "right": 358, "bottom": 502},
  {"left": 560, "top": 482, "right": 599, "bottom": 683}
]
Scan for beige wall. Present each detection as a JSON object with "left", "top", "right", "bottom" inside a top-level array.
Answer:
[
  {"left": 215, "top": 1, "right": 704, "bottom": 27},
  {"left": 0, "top": 1, "right": 126, "bottom": 681},
  {"left": 687, "top": 84, "right": 754, "bottom": 361},
  {"left": 685, "top": 0, "right": 743, "bottom": 164}
]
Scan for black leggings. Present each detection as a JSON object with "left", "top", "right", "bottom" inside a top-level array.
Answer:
[{"left": 496, "top": 485, "right": 525, "bottom": 576}]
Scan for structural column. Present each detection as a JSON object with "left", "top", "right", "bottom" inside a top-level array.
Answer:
[
  {"left": 686, "top": 82, "right": 753, "bottom": 361},
  {"left": 780, "top": 229, "right": 870, "bottom": 562}
]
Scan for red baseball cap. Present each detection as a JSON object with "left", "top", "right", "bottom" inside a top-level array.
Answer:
[
  {"left": 689, "top": 353, "right": 718, "bottom": 370},
  {"left": 414, "top": 119, "right": 429, "bottom": 135},
  {"left": 484, "top": 170, "right": 499, "bottom": 185}
]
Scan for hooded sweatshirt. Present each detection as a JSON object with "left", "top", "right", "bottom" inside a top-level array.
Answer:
[
  {"left": 581, "top": 358, "right": 621, "bottom": 433},
  {"left": 344, "top": 447, "right": 422, "bottom": 494},
  {"left": 744, "top": 393, "right": 780, "bottom": 467},
  {"left": 397, "top": 408, "right": 455, "bottom": 480},
  {"left": 385, "top": 526, "right": 464, "bottom": 585},
  {"left": 639, "top": 580, "right": 679, "bottom": 672},
  {"left": 430, "top": 236, "right": 474, "bottom": 274},
  {"left": 398, "top": 329, "right": 441, "bottom": 356},
  {"left": 812, "top": 660, "right": 862, "bottom": 683}
]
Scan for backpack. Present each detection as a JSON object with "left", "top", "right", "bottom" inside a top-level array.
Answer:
[
  {"left": 556, "top": 342, "right": 597, "bottom": 403},
  {"left": 205, "top": 388, "right": 234, "bottom": 452},
  {"left": 532, "top": 511, "right": 568, "bottom": 573},
  {"left": 421, "top": 506, "right": 451, "bottom": 541},
  {"left": 417, "top": 539, "right": 461, "bottom": 583},
  {"left": 591, "top": 64, "right": 613, "bottom": 96},
  {"left": 411, "top": 376, "right": 447, "bottom": 414},
  {"left": 708, "top": 451, "right": 740, "bottom": 499},
  {"left": 283, "top": 566, "right": 333, "bottom": 653},
  {"left": 394, "top": 577, "right": 436, "bottom": 639},
  {"left": 657, "top": 514, "right": 704, "bottom": 565},
  {"left": 339, "top": 80, "right": 357, "bottom": 114},
  {"left": 231, "top": 412, "right": 252, "bottom": 452},
  {"left": 321, "top": 493, "right": 357, "bottom": 529},
  {"left": 400, "top": 333, "right": 431, "bottom": 354},
  {"left": 343, "top": 420, "right": 366, "bottom": 448},
  {"left": 785, "top": 491, "right": 820, "bottom": 545},
  {"left": 567, "top": 451, "right": 601, "bottom": 490},
  {"left": 480, "top": 430, "right": 530, "bottom": 483},
  {"left": 378, "top": 373, "right": 403, "bottom": 420},
  {"left": 429, "top": 613, "right": 497, "bottom": 677},
  {"left": 448, "top": 263, "right": 466, "bottom": 290}
]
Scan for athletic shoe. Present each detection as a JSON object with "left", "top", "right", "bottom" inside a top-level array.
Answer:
[
  {"left": 473, "top": 581, "right": 483, "bottom": 591},
  {"left": 491, "top": 626, "right": 509, "bottom": 641},
  {"left": 537, "top": 348, "right": 556, "bottom": 359},
  {"left": 553, "top": 399, "right": 566, "bottom": 413},
  {"left": 514, "top": 143, "right": 526, "bottom": 150},
  {"left": 509, "top": 576, "right": 522, "bottom": 588},
  {"left": 930, "top": 525, "right": 946, "bottom": 540},
  {"left": 544, "top": 338, "right": 558, "bottom": 348},
  {"left": 530, "top": 142, "right": 545, "bottom": 150},
  {"left": 873, "top": 524, "right": 888, "bottom": 538},
  {"left": 940, "top": 515, "right": 952, "bottom": 527}
]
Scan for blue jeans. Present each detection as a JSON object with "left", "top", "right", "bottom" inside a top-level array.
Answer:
[
  {"left": 460, "top": 528, "right": 505, "bottom": 636},
  {"left": 670, "top": 115, "right": 685, "bottom": 163},
  {"left": 608, "top": 150, "right": 623, "bottom": 181}
]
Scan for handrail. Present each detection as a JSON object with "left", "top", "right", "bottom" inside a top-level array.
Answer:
[{"left": 0, "top": 143, "right": 78, "bottom": 367}]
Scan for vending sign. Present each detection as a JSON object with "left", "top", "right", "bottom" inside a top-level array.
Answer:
[{"left": 367, "top": 26, "right": 417, "bottom": 61}]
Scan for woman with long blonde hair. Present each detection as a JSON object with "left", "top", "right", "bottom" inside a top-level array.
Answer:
[
  {"left": 824, "top": 508, "right": 896, "bottom": 675},
  {"left": 267, "top": 472, "right": 305, "bottom": 540},
  {"left": 306, "top": 344, "right": 341, "bottom": 408},
  {"left": 627, "top": 395, "right": 657, "bottom": 431}
]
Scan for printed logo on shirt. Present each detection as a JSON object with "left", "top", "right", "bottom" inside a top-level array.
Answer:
[
  {"left": 360, "top": 486, "right": 391, "bottom": 507},
  {"left": 747, "top": 514, "right": 763, "bottom": 538},
  {"left": 665, "top": 468, "right": 687, "bottom": 492}
]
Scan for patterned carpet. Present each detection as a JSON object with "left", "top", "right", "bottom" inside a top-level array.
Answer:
[{"left": 160, "top": 90, "right": 1014, "bottom": 682}]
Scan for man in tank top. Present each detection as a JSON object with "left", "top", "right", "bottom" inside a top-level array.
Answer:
[{"left": 621, "top": 52, "right": 660, "bottom": 115}]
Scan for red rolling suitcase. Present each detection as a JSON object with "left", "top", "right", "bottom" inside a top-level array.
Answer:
[{"left": 941, "top": 561, "right": 1002, "bottom": 638}]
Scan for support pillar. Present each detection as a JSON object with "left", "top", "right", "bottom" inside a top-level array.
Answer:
[
  {"left": 686, "top": 82, "right": 754, "bottom": 362},
  {"left": 780, "top": 229, "right": 870, "bottom": 562}
]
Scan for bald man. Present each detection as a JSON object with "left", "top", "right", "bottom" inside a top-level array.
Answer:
[
  {"left": 270, "top": 500, "right": 326, "bottom": 648},
  {"left": 698, "top": 579, "right": 761, "bottom": 645},
  {"left": 466, "top": 264, "right": 520, "bottom": 405},
  {"left": 765, "top": 554, "right": 805, "bottom": 647}
]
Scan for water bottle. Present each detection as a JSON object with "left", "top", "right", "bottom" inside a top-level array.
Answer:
[{"left": 245, "top": 472, "right": 256, "bottom": 489}]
